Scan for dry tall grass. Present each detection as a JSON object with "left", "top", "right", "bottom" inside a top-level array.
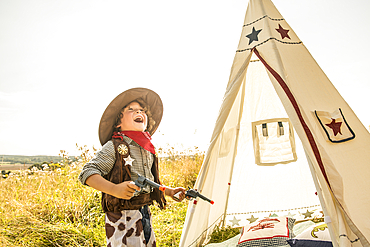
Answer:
[{"left": 0, "top": 145, "right": 204, "bottom": 247}]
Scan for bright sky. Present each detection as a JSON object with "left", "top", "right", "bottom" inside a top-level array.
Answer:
[{"left": 1, "top": 0, "right": 369, "bottom": 156}]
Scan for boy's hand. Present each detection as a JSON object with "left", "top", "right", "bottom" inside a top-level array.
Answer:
[
  {"left": 114, "top": 181, "right": 140, "bottom": 200},
  {"left": 166, "top": 187, "right": 186, "bottom": 202},
  {"left": 85, "top": 174, "right": 140, "bottom": 200}
]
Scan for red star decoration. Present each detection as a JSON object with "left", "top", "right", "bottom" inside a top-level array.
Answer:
[
  {"left": 325, "top": 118, "right": 342, "bottom": 136},
  {"left": 276, "top": 24, "right": 291, "bottom": 39}
]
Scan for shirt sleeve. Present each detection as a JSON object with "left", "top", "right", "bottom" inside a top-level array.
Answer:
[{"left": 78, "top": 140, "right": 116, "bottom": 185}]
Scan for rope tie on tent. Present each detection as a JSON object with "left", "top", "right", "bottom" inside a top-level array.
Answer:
[
  {"left": 243, "top": 15, "right": 284, "bottom": 27},
  {"left": 237, "top": 37, "right": 302, "bottom": 52},
  {"left": 339, "top": 234, "right": 360, "bottom": 244},
  {"left": 227, "top": 204, "right": 321, "bottom": 216}
]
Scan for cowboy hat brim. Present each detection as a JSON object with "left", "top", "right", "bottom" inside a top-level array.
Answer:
[{"left": 98, "top": 87, "right": 163, "bottom": 146}]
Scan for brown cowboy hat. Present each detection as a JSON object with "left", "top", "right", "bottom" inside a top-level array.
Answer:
[{"left": 98, "top": 87, "right": 163, "bottom": 146}]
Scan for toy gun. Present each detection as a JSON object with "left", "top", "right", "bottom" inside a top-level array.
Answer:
[
  {"left": 133, "top": 173, "right": 214, "bottom": 205},
  {"left": 175, "top": 187, "right": 214, "bottom": 205},
  {"left": 133, "top": 173, "right": 166, "bottom": 192}
]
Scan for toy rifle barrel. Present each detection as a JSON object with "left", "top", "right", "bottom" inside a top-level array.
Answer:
[
  {"left": 145, "top": 178, "right": 166, "bottom": 192},
  {"left": 186, "top": 188, "right": 214, "bottom": 205},
  {"left": 197, "top": 193, "right": 214, "bottom": 204}
]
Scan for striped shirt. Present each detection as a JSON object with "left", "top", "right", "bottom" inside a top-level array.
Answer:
[{"left": 78, "top": 136, "right": 154, "bottom": 194}]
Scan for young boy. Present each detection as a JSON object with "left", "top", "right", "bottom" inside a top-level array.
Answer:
[{"left": 78, "top": 88, "right": 186, "bottom": 247}]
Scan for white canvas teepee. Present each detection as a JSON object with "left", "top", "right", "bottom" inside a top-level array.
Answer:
[{"left": 179, "top": 0, "right": 370, "bottom": 246}]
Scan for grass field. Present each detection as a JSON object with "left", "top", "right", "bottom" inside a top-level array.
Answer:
[{"left": 0, "top": 145, "right": 236, "bottom": 247}]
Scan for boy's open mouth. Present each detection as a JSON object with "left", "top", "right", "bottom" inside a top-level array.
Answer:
[{"left": 134, "top": 116, "right": 144, "bottom": 123}]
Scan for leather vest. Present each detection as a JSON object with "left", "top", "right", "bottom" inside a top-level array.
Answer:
[{"left": 101, "top": 138, "right": 166, "bottom": 212}]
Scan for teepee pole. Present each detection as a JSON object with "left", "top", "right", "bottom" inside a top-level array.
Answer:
[
  {"left": 179, "top": 203, "right": 196, "bottom": 247},
  {"left": 179, "top": 52, "right": 252, "bottom": 246},
  {"left": 221, "top": 79, "right": 247, "bottom": 227},
  {"left": 305, "top": 150, "right": 339, "bottom": 247}
]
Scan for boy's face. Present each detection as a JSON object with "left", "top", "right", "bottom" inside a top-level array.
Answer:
[{"left": 117, "top": 101, "right": 148, "bottom": 132}]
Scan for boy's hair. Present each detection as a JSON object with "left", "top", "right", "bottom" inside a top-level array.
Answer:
[{"left": 113, "top": 98, "right": 156, "bottom": 133}]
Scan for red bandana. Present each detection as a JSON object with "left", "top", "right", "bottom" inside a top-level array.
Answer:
[{"left": 112, "top": 131, "right": 156, "bottom": 154}]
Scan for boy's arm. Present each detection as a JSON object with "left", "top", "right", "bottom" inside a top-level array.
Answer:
[
  {"left": 86, "top": 174, "right": 140, "bottom": 200},
  {"left": 78, "top": 141, "right": 116, "bottom": 185}
]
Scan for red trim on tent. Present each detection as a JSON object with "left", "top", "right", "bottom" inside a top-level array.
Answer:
[{"left": 252, "top": 48, "right": 331, "bottom": 188}]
